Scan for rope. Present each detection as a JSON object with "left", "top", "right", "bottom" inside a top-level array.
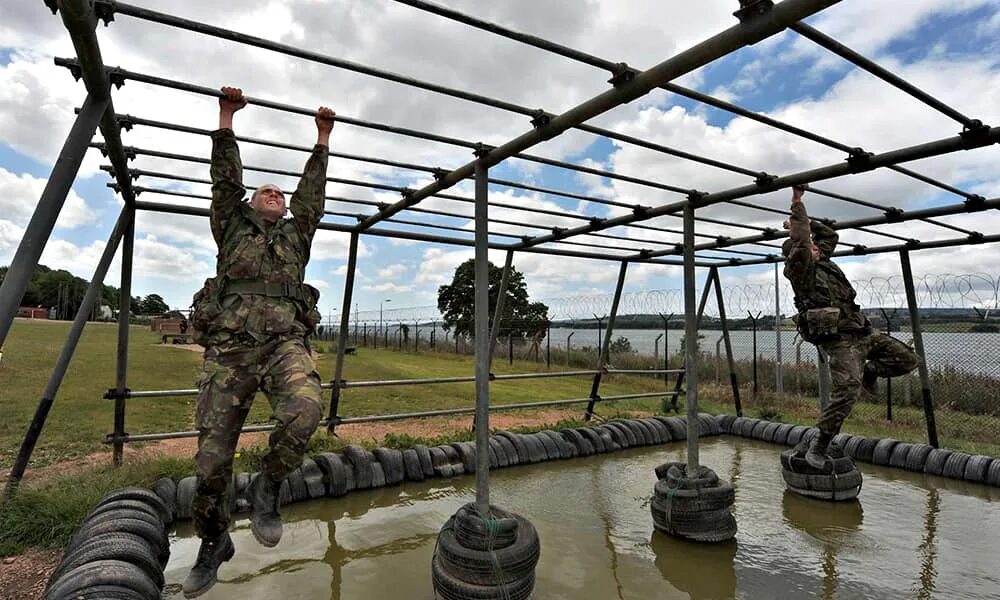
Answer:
[{"left": 474, "top": 505, "right": 513, "bottom": 600}]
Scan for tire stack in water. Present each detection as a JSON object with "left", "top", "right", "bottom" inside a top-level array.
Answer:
[
  {"left": 44, "top": 487, "right": 171, "bottom": 600},
  {"left": 432, "top": 503, "right": 540, "bottom": 600},
  {"left": 780, "top": 437, "right": 862, "bottom": 501},
  {"left": 650, "top": 461, "right": 737, "bottom": 543}
]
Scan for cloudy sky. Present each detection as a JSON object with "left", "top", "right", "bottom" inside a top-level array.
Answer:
[{"left": 2, "top": 0, "right": 998, "bottom": 321}]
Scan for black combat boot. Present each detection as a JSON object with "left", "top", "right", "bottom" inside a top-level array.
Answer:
[
  {"left": 862, "top": 361, "right": 878, "bottom": 397},
  {"left": 248, "top": 471, "right": 283, "bottom": 547},
  {"left": 183, "top": 531, "right": 235, "bottom": 598},
  {"left": 805, "top": 431, "right": 834, "bottom": 472}
]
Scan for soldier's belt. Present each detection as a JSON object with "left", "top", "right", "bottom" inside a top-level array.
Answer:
[{"left": 224, "top": 279, "right": 306, "bottom": 301}]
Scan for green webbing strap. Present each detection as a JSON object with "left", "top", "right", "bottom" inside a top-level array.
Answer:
[{"left": 225, "top": 279, "right": 306, "bottom": 300}]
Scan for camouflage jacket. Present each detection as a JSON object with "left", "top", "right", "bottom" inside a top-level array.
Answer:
[
  {"left": 783, "top": 201, "right": 868, "bottom": 336},
  {"left": 190, "top": 128, "right": 328, "bottom": 346}
]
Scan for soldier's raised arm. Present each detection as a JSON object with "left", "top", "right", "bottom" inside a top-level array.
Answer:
[
  {"left": 783, "top": 185, "right": 815, "bottom": 281},
  {"left": 289, "top": 106, "right": 333, "bottom": 241},
  {"left": 809, "top": 216, "right": 839, "bottom": 258},
  {"left": 209, "top": 86, "right": 248, "bottom": 245}
]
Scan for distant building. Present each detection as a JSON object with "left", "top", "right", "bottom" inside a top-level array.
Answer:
[{"left": 17, "top": 306, "right": 47, "bottom": 319}]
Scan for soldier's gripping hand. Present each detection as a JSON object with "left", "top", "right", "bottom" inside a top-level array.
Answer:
[
  {"left": 315, "top": 106, "right": 336, "bottom": 146},
  {"left": 791, "top": 184, "right": 808, "bottom": 204},
  {"left": 218, "top": 86, "right": 247, "bottom": 130}
]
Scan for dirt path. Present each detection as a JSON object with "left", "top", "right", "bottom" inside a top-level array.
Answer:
[{"left": 0, "top": 550, "right": 62, "bottom": 600}]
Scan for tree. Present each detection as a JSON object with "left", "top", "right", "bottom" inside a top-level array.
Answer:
[
  {"left": 138, "top": 294, "right": 170, "bottom": 315},
  {"left": 437, "top": 259, "right": 549, "bottom": 341}
]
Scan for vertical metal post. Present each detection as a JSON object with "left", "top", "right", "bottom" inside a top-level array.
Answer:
[
  {"left": 566, "top": 331, "right": 575, "bottom": 366},
  {"left": 774, "top": 263, "right": 784, "bottom": 396},
  {"left": 595, "top": 315, "right": 604, "bottom": 363},
  {"left": 326, "top": 232, "right": 359, "bottom": 433},
  {"left": 414, "top": 320, "right": 419, "bottom": 353},
  {"left": 584, "top": 261, "right": 628, "bottom": 420},
  {"left": 817, "top": 348, "right": 831, "bottom": 412},
  {"left": 363, "top": 323, "right": 367, "bottom": 347},
  {"left": 488, "top": 250, "right": 514, "bottom": 365},
  {"left": 880, "top": 308, "right": 896, "bottom": 421},
  {"left": 546, "top": 324, "right": 551, "bottom": 368},
  {"left": 712, "top": 268, "right": 742, "bottom": 416},
  {"left": 398, "top": 322, "right": 403, "bottom": 350},
  {"left": 654, "top": 334, "right": 663, "bottom": 363},
  {"left": 508, "top": 334, "right": 513, "bottom": 365},
  {"left": 473, "top": 159, "right": 491, "bottom": 511},
  {"left": 0, "top": 94, "right": 109, "bottom": 350},
  {"left": 112, "top": 208, "right": 135, "bottom": 466},
  {"left": 5, "top": 207, "right": 130, "bottom": 496},
  {"left": 900, "top": 250, "right": 939, "bottom": 448},
  {"left": 683, "top": 205, "right": 700, "bottom": 472}
]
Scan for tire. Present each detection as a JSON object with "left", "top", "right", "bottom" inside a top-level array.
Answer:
[
  {"left": 492, "top": 433, "right": 520, "bottom": 466},
  {"left": 402, "top": 449, "right": 424, "bottom": 481},
  {"left": 86, "top": 500, "right": 166, "bottom": 529},
  {"left": 832, "top": 433, "right": 853, "bottom": 450},
  {"left": 440, "top": 445, "right": 461, "bottom": 466},
  {"left": 149, "top": 479, "right": 176, "bottom": 524},
  {"left": 46, "top": 584, "right": 148, "bottom": 600},
  {"left": 606, "top": 422, "right": 637, "bottom": 447},
  {"left": 559, "top": 428, "right": 592, "bottom": 456},
  {"left": 651, "top": 507, "right": 737, "bottom": 543},
  {"left": 593, "top": 427, "right": 618, "bottom": 452},
  {"left": 373, "top": 447, "right": 406, "bottom": 484},
  {"left": 782, "top": 468, "right": 863, "bottom": 493},
  {"left": 717, "top": 414, "right": 738, "bottom": 434},
  {"left": 843, "top": 436, "right": 863, "bottom": 460},
  {"left": 924, "top": 449, "right": 952, "bottom": 476},
  {"left": 436, "top": 516, "right": 540, "bottom": 587},
  {"left": 665, "top": 465, "right": 720, "bottom": 490},
  {"left": 888, "top": 443, "right": 914, "bottom": 469},
  {"left": 762, "top": 422, "right": 782, "bottom": 443},
  {"left": 942, "top": 452, "right": 971, "bottom": 480},
  {"left": 343, "top": 445, "right": 374, "bottom": 489},
  {"left": 541, "top": 430, "right": 575, "bottom": 458},
  {"left": 67, "top": 517, "right": 168, "bottom": 567},
  {"left": 431, "top": 554, "right": 535, "bottom": 600},
  {"left": 578, "top": 427, "right": 606, "bottom": 453},
  {"left": 652, "top": 481, "right": 735, "bottom": 511},
  {"left": 488, "top": 438, "right": 510, "bottom": 468},
  {"left": 532, "top": 432, "right": 560, "bottom": 459},
  {"left": 628, "top": 419, "right": 655, "bottom": 445},
  {"left": 780, "top": 448, "right": 856, "bottom": 475},
  {"left": 435, "top": 464, "right": 456, "bottom": 478},
  {"left": 852, "top": 437, "right": 879, "bottom": 463},
  {"left": 662, "top": 417, "right": 688, "bottom": 441},
  {"left": 785, "top": 425, "right": 809, "bottom": 446},
  {"left": 784, "top": 483, "right": 861, "bottom": 502},
  {"left": 750, "top": 420, "right": 769, "bottom": 440},
  {"left": 964, "top": 455, "right": 993, "bottom": 483},
  {"left": 698, "top": 414, "right": 722, "bottom": 437},
  {"left": 415, "top": 445, "right": 435, "bottom": 477},
  {"left": 871, "top": 439, "right": 899, "bottom": 466},
  {"left": 46, "top": 560, "right": 160, "bottom": 600},
  {"left": 313, "top": 452, "right": 349, "bottom": 496},
  {"left": 598, "top": 424, "right": 628, "bottom": 448},
  {"left": 451, "top": 442, "right": 477, "bottom": 474},
  {"left": 494, "top": 431, "right": 529, "bottom": 464},
  {"left": 771, "top": 424, "right": 794, "bottom": 446},
  {"left": 96, "top": 488, "right": 171, "bottom": 526},
  {"left": 730, "top": 417, "right": 749, "bottom": 437},
  {"left": 284, "top": 469, "right": 309, "bottom": 502},
  {"left": 175, "top": 476, "right": 196, "bottom": 520},
  {"left": 49, "top": 533, "right": 164, "bottom": 589},
  {"left": 904, "top": 444, "right": 934, "bottom": 473},
  {"left": 453, "top": 503, "right": 519, "bottom": 551},
  {"left": 300, "top": 458, "right": 327, "bottom": 498},
  {"left": 485, "top": 442, "right": 499, "bottom": 469},
  {"left": 985, "top": 459, "right": 1000, "bottom": 487},
  {"left": 371, "top": 462, "right": 387, "bottom": 487},
  {"left": 429, "top": 446, "right": 449, "bottom": 468},
  {"left": 521, "top": 434, "right": 546, "bottom": 463},
  {"left": 641, "top": 418, "right": 670, "bottom": 443}
]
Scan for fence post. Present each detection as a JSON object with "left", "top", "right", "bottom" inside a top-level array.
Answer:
[
  {"left": 566, "top": 331, "right": 575, "bottom": 367},
  {"left": 900, "top": 250, "right": 940, "bottom": 448},
  {"left": 327, "top": 232, "right": 359, "bottom": 434},
  {"left": 748, "top": 311, "right": 762, "bottom": 400},
  {"left": 112, "top": 208, "right": 135, "bottom": 466},
  {"left": 774, "top": 262, "right": 784, "bottom": 397},
  {"left": 585, "top": 262, "right": 628, "bottom": 420},
  {"left": 654, "top": 333, "right": 663, "bottom": 364},
  {"left": 546, "top": 324, "right": 551, "bottom": 368},
  {"left": 414, "top": 320, "right": 419, "bottom": 353},
  {"left": 711, "top": 268, "right": 743, "bottom": 416},
  {"left": 879, "top": 308, "right": 896, "bottom": 421}
]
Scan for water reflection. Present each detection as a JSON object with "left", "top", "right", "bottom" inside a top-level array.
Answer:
[
  {"left": 781, "top": 492, "right": 863, "bottom": 600},
  {"left": 650, "top": 533, "right": 738, "bottom": 600},
  {"left": 914, "top": 488, "right": 939, "bottom": 600}
]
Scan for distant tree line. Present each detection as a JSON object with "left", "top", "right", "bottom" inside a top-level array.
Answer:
[{"left": 0, "top": 264, "right": 170, "bottom": 318}]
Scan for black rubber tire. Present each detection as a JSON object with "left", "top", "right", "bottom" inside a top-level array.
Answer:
[
  {"left": 313, "top": 452, "right": 349, "bottom": 496},
  {"left": 665, "top": 465, "right": 721, "bottom": 490},
  {"left": 624, "top": 419, "right": 653, "bottom": 445},
  {"left": 344, "top": 445, "right": 375, "bottom": 489},
  {"left": 782, "top": 468, "right": 863, "bottom": 493},
  {"left": 943, "top": 452, "right": 971, "bottom": 480},
  {"left": 431, "top": 555, "right": 535, "bottom": 600},
  {"left": 785, "top": 483, "right": 861, "bottom": 502},
  {"left": 532, "top": 431, "right": 560, "bottom": 459},
  {"left": 783, "top": 425, "right": 807, "bottom": 446},
  {"left": 492, "top": 433, "right": 521, "bottom": 466},
  {"left": 415, "top": 445, "right": 435, "bottom": 477},
  {"left": 761, "top": 422, "right": 782, "bottom": 443},
  {"left": 652, "top": 481, "right": 735, "bottom": 511},
  {"left": 593, "top": 426, "right": 619, "bottom": 451},
  {"left": 175, "top": 476, "right": 196, "bottom": 520},
  {"left": 641, "top": 418, "right": 670, "bottom": 443},
  {"left": 440, "top": 444, "right": 461, "bottom": 466},
  {"left": 657, "top": 416, "right": 687, "bottom": 441},
  {"left": 750, "top": 420, "right": 770, "bottom": 440},
  {"left": 832, "top": 433, "right": 852, "bottom": 449},
  {"left": 780, "top": 448, "right": 856, "bottom": 475},
  {"left": 149, "top": 478, "right": 176, "bottom": 524},
  {"left": 373, "top": 447, "right": 406, "bottom": 484},
  {"left": 651, "top": 506, "right": 737, "bottom": 543},
  {"left": 436, "top": 516, "right": 540, "bottom": 586},
  {"left": 852, "top": 437, "right": 878, "bottom": 463},
  {"left": 284, "top": 468, "right": 309, "bottom": 502},
  {"left": 698, "top": 414, "right": 721, "bottom": 437},
  {"left": 871, "top": 439, "right": 899, "bottom": 466},
  {"left": 843, "top": 436, "right": 863, "bottom": 460},
  {"left": 371, "top": 462, "right": 387, "bottom": 487},
  {"left": 451, "top": 442, "right": 477, "bottom": 474},
  {"left": 729, "top": 417, "right": 748, "bottom": 436},
  {"left": 924, "top": 449, "right": 952, "bottom": 476},
  {"left": 605, "top": 422, "right": 636, "bottom": 447},
  {"left": 903, "top": 444, "right": 934, "bottom": 473},
  {"left": 86, "top": 500, "right": 166, "bottom": 530},
  {"left": 435, "top": 464, "right": 456, "bottom": 478},
  {"left": 298, "top": 458, "right": 327, "bottom": 499},
  {"left": 638, "top": 418, "right": 664, "bottom": 443},
  {"left": 429, "top": 446, "right": 449, "bottom": 467},
  {"left": 888, "top": 443, "right": 914, "bottom": 469},
  {"left": 578, "top": 427, "right": 607, "bottom": 453},
  {"left": 488, "top": 438, "right": 510, "bottom": 468},
  {"left": 96, "top": 488, "right": 171, "bottom": 527},
  {"left": 68, "top": 516, "right": 168, "bottom": 566},
  {"left": 453, "top": 503, "right": 519, "bottom": 551},
  {"left": 598, "top": 424, "right": 627, "bottom": 448},
  {"left": 717, "top": 414, "right": 737, "bottom": 434},
  {"left": 541, "top": 430, "right": 575, "bottom": 458},
  {"left": 771, "top": 423, "right": 794, "bottom": 446},
  {"left": 964, "top": 455, "right": 993, "bottom": 483},
  {"left": 402, "top": 448, "right": 425, "bottom": 481},
  {"left": 485, "top": 442, "right": 499, "bottom": 469},
  {"left": 46, "top": 584, "right": 149, "bottom": 600},
  {"left": 560, "top": 428, "right": 592, "bottom": 456},
  {"left": 50, "top": 533, "right": 164, "bottom": 588},
  {"left": 494, "top": 431, "right": 529, "bottom": 464},
  {"left": 522, "top": 434, "right": 547, "bottom": 463},
  {"left": 985, "top": 459, "right": 1000, "bottom": 487},
  {"left": 46, "top": 560, "right": 160, "bottom": 600}
]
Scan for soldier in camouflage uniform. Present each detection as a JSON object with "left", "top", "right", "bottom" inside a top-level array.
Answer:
[
  {"left": 183, "top": 86, "right": 334, "bottom": 598},
  {"left": 782, "top": 185, "right": 918, "bottom": 471}
]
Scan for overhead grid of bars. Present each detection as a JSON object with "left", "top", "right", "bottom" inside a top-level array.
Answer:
[{"left": 2, "top": 0, "right": 997, "bottom": 495}]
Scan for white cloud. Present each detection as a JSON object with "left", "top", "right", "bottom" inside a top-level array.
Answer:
[
  {"left": 0, "top": 167, "right": 97, "bottom": 229},
  {"left": 306, "top": 279, "right": 329, "bottom": 289},
  {"left": 377, "top": 263, "right": 408, "bottom": 279},
  {"left": 363, "top": 282, "right": 415, "bottom": 293}
]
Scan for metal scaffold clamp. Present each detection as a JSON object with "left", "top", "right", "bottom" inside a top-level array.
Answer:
[
  {"left": 734, "top": 0, "right": 776, "bottom": 45},
  {"left": 93, "top": 0, "right": 118, "bottom": 26},
  {"left": 530, "top": 109, "right": 553, "bottom": 129},
  {"left": 965, "top": 194, "right": 987, "bottom": 211},
  {"left": 103, "top": 387, "right": 131, "bottom": 401},
  {"left": 608, "top": 62, "right": 639, "bottom": 88},
  {"left": 472, "top": 142, "right": 492, "bottom": 158},
  {"left": 847, "top": 147, "right": 875, "bottom": 172}
]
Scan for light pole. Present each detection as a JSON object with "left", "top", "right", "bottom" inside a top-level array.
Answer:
[{"left": 380, "top": 298, "right": 391, "bottom": 343}]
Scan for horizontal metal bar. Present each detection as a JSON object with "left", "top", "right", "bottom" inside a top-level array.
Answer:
[
  {"left": 605, "top": 369, "right": 686, "bottom": 375},
  {"left": 790, "top": 23, "right": 979, "bottom": 129},
  {"left": 726, "top": 233, "right": 1000, "bottom": 266},
  {"left": 340, "top": 370, "right": 601, "bottom": 388},
  {"left": 106, "top": 391, "right": 682, "bottom": 443}
]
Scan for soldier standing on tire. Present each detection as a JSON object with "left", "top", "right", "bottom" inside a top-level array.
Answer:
[
  {"left": 781, "top": 185, "right": 918, "bottom": 471},
  {"left": 183, "top": 86, "right": 334, "bottom": 598}
]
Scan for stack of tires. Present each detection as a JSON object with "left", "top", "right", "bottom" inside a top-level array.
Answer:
[
  {"left": 432, "top": 503, "right": 540, "bottom": 600},
  {"left": 780, "top": 439, "right": 862, "bottom": 501},
  {"left": 44, "top": 487, "right": 170, "bottom": 600},
  {"left": 650, "top": 462, "right": 736, "bottom": 543}
]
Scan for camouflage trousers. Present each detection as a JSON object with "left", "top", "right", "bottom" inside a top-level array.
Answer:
[
  {"left": 816, "top": 331, "right": 919, "bottom": 436},
  {"left": 192, "top": 335, "right": 323, "bottom": 538}
]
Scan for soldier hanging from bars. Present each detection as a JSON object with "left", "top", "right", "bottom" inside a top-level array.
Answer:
[
  {"left": 781, "top": 185, "right": 919, "bottom": 472},
  {"left": 183, "top": 86, "right": 334, "bottom": 598}
]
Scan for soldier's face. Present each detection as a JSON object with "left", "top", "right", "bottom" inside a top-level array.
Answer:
[
  {"left": 251, "top": 185, "right": 286, "bottom": 223},
  {"left": 811, "top": 244, "right": 821, "bottom": 260}
]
